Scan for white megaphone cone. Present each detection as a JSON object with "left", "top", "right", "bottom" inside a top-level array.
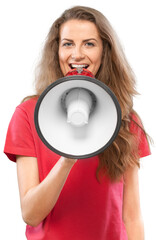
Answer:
[{"left": 34, "top": 68, "right": 121, "bottom": 159}]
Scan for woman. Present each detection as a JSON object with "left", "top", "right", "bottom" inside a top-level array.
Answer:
[{"left": 4, "top": 6, "right": 150, "bottom": 240}]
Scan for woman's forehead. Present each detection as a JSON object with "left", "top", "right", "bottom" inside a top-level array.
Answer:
[{"left": 59, "top": 19, "right": 100, "bottom": 40}]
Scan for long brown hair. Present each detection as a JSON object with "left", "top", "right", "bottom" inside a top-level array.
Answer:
[{"left": 27, "top": 6, "right": 149, "bottom": 181}]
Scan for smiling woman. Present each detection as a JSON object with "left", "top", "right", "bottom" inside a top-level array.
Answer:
[
  {"left": 58, "top": 19, "right": 103, "bottom": 76},
  {"left": 4, "top": 5, "right": 150, "bottom": 240}
]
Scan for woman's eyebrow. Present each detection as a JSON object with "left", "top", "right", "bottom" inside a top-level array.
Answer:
[
  {"left": 83, "top": 38, "right": 98, "bottom": 42},
  {"left": 61, "top": 38, "right": 73, "bottom": 42},
  {"left": 61, "top": 38, "right": 98, "bottom": 42}
]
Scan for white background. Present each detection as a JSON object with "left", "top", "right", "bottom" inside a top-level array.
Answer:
[{"left": 0, "top": 0, "right": 155, "bottom": 239}]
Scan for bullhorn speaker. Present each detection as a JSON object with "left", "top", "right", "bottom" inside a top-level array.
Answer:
[{"left": 34, "top": 69, "right": 121, "bottom": 159}]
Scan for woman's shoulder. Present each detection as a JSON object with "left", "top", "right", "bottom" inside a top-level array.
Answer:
[
  {"left": 129, "top": 111, "right": 151, "bottom": 157},
  {"left": 17, "top": 96, "right": 38, "bottom": 112},
  {"left": 129, "top": 111, "right": 141, "bottom": 123},
  {"left": 128, "top": 111, "right": 147, "bottom": 144},
  {"left": 129, "top": 110, "right": 143, "bottom": 130}
]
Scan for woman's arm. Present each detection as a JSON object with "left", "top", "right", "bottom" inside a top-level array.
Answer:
[
  {"left": 123, "top": 164, "right": 144, "bottom": 240},
  {"left": 16, "top": 156, "right": 77, "bottom": 227}
]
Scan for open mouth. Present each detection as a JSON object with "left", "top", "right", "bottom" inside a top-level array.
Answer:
[{"left": 69, "top": 64, "right": 89, "bottom": 70}]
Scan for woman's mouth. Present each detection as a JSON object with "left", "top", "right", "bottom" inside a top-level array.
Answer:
[{"left": 69, "top": 64, "right": 89, "bottom": 69}]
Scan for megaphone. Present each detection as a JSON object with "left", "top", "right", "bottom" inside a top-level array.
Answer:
[{"left": 34, "top": 69, "right": 121, "bottom": 159}]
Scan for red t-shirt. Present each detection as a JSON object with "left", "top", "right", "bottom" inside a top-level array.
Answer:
[{"left": 4, "top": 98, "right": 150, "bottom": 240}]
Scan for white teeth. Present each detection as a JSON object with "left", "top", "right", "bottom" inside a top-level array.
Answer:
[{"left": 71, "top": 64, "right": 88, "bottom": 68}]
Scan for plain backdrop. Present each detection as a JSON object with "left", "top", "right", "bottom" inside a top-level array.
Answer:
[{"left": 0, "top": 0, "right": 155, "bottom": 239}]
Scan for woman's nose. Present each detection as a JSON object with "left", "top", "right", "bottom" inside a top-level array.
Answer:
[{"left": 71, "top": 46, "right": 85, "bottom": 60}]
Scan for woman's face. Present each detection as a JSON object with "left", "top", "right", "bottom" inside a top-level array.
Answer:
[{"left": 58, "top": 19, "right": 103, "bottom": 76}]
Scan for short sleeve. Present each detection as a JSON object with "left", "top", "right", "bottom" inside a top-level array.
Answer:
[
  {"left": 129, "top": 114, "right": 151, "bottom": 158},
  {"left": 4, "top": 106, "right": 36, "bottom": 162}
]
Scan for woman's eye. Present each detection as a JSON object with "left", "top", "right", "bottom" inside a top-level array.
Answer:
[
  {"left": 63, "top": 42, "right": 73, "bottom": 47},
  {"left": 85, "top": 42, "right": 95, "bottom": 47}
]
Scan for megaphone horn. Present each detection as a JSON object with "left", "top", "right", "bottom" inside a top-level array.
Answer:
[{"left": 34, "top": 69, "right": 121, "bottom": 159}]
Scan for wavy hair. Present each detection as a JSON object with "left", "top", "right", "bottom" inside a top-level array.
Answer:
[{"left": 29, "top": 6, "right": 149, "bottom": 181}]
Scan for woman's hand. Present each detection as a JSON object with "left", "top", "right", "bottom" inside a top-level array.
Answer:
[{"left": 59, "top": 156, "right": 77, "bottom": 166}]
